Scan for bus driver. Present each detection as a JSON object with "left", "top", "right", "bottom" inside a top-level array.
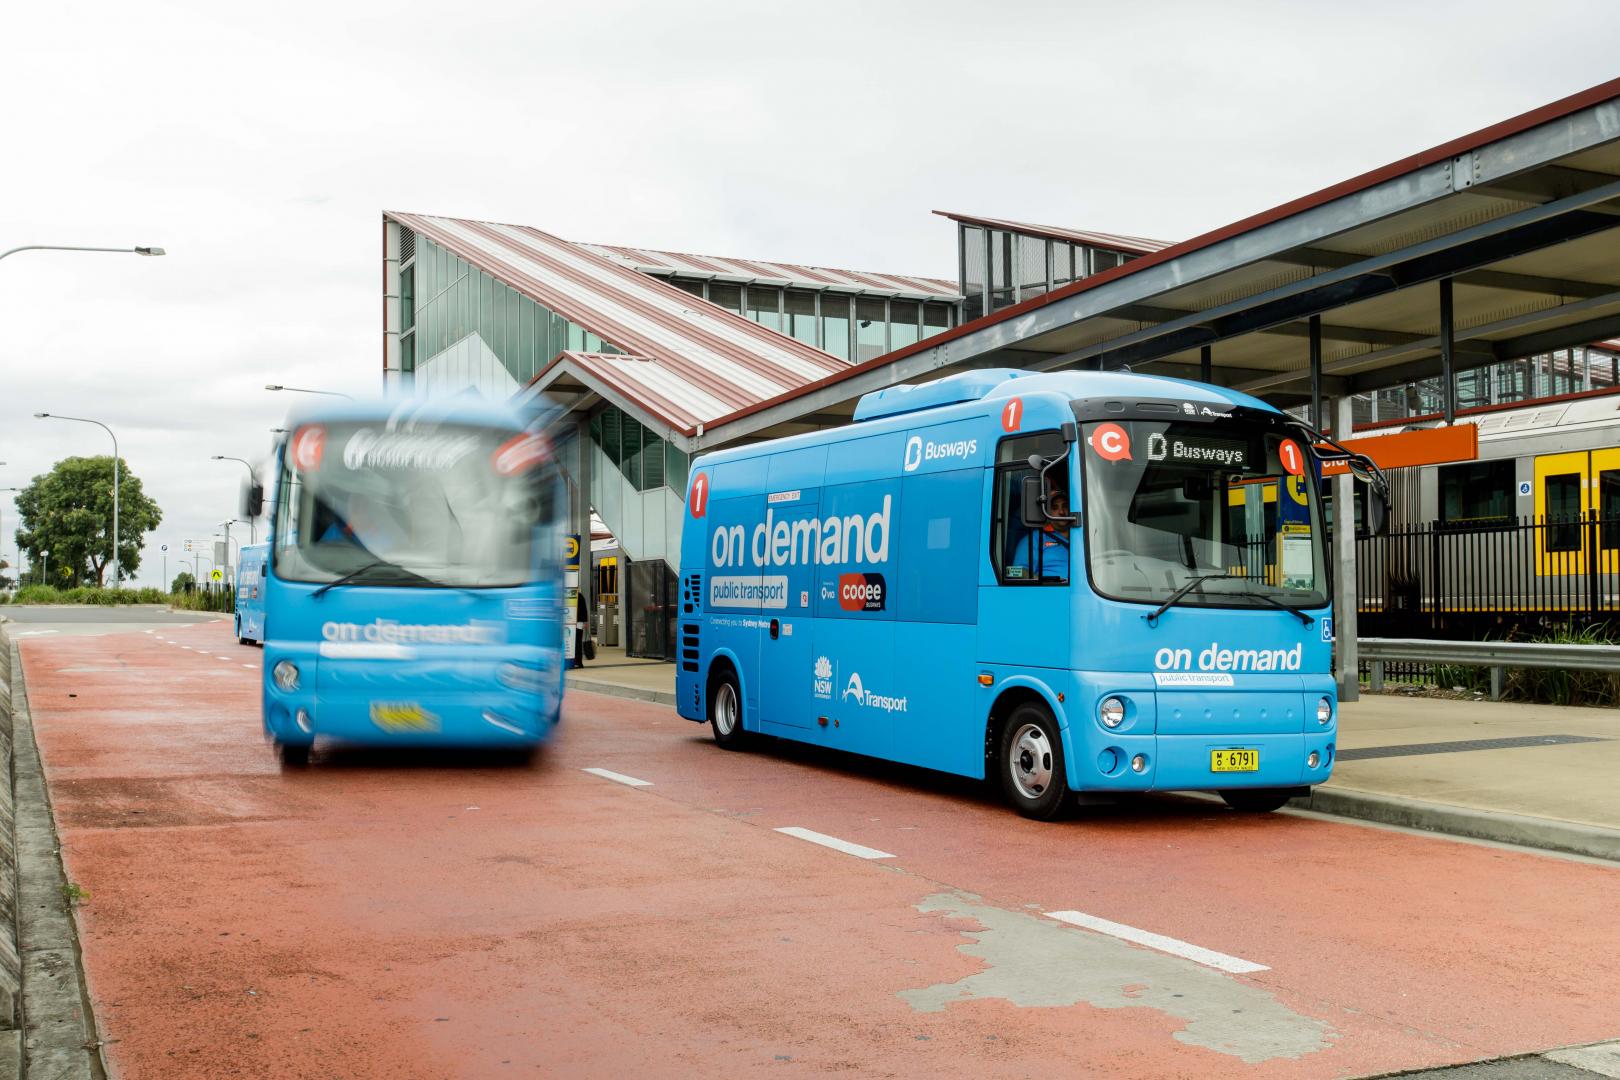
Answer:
[{"left": 1018, "top": 486, "right": 1070, "bottom": 582}]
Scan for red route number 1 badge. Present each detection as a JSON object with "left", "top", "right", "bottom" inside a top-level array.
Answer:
[
  {"left": 1001, "top": 397, "right": 1023, "bottom": 432},
  {"left": 1278, "top": 439, "right": 1306, "bottom": 477}
]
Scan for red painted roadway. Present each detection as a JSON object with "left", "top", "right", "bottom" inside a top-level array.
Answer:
[{"left": 19, "top": 621, "right": 1620, "bottom": 1079}]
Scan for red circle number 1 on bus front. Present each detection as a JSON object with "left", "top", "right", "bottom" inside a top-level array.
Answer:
[
  {"left": 689, "top": 472, "right": 709, "bottom": 518},
  {"left": 1001, "top": 397, "right": 1023, "bottom": 432},
  {"left": 1279, "top": 438, "right": 1306, "bottom": 477}
]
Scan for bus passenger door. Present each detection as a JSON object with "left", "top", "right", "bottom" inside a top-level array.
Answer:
[
  {"left": 978, "top": 432, "right": 1072, "bottom": 672},
  {"left": 1534, "top": 451, "right": 1587, "bottom": 579},
  {"left": 757, "top": 503, "right": 820, "bottom": 730}
]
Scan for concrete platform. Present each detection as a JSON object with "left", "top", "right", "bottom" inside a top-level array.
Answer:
[{"left": 565, "top": 654, "right": 1620, "bottom": 860}]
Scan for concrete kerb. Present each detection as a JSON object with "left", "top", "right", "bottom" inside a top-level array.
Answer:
[
  {"left": 1, "top": 622, "right": 103, "bottom": 1080},
  {"left": 565, "top": 677, "right": 679, "bottom": 708},
  {"left": 1291, "top": 786, "right": 1620, "bottom": 863}
]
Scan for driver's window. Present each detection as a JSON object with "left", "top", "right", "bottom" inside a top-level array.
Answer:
[{"left": 991, "top": 432, "right": 1071, "bottom": 585}]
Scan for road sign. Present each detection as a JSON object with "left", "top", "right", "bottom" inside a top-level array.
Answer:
[
  {"left": 1317, "top": 423, "right": 1479, "bottom": 476},
  {"left": 564, "top": 534, "right": 581, "bottom": 572},
  {"left": 160, "top": 543, "right": 169, "bottom": 553},
  {"left": 210, "top": 568, "right": 223, "bottom": 582}
]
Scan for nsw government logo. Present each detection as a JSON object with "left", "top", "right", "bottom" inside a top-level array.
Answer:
[{"left": 813, "top": 656, "right": 833, "bottom": 700}]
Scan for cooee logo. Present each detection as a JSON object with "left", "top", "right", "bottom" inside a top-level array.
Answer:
[
  {"left": 838, "top": 572, "right": 886, "bottom": 611},
  {"left": 1001, "top": 397, "right": 1023, "bottom": 432},
  {"left": 290, "top": 425, "right": 325, "bottom": 471},
  {"left": 689, "top": 472, "right": 709, "bottom": 518}
]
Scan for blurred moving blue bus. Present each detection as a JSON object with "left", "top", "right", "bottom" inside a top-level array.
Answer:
[
  {"left": 675, "top": 369, "right": 1385, "bottom": 819},
  {"left": 235, "top": 542, "right": 268, "bottom": 645},
  {"left": 245, "top": 397, "right": 568, "bottom": 766}
]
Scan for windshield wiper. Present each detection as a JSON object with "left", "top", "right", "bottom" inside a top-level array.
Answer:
[
  {"left": 1143, "top": 573, "right": 1231, "bottom": 626},
  {"left": 1143, "top": 575, "right": 1315, "bottom": 627},
  {"left": 1227, "top": 588, "right": 1315, "bottom": 626},
  {"left": 311, "top": 559, "right": 425, "bottom": 599}
]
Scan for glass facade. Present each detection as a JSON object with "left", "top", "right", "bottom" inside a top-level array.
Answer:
[
  {"left": 659, "top": 276, "right": 954, "bottom": 361},
  {"left": 1350, "top": 346, "right": 1620, "bottom": 425},
  {"left": 958, "top": 222, "right": 1143, "bottom": 319},
  {"left": 400, "top": 236, "right": 615, "bottom": 387}
]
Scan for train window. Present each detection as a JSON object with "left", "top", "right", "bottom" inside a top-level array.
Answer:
[
  {"left": 1545, "top": 473, "right": 1582, "bottom": 552},
  {"left": 1601, "top": 472, "right": 1620, "bottom": 550},
  {"left": 1439, "top": 460, "right": 1514, "bottom": 527}
]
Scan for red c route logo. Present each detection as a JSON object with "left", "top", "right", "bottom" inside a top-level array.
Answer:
[
  {"left": 689, "top": 472, "right": 709, "bottom": 518},
  {"left": 1001, "top": 397, "right": 1023, "bottom": 433},
  {"left": 1089, "top": 422, "right": 1132, "bottom": 462}
]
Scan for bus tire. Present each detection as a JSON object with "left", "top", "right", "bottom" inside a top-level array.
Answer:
[
  {"left": 277, "top": 741, "right": 311, "bottom": 768},
  {"left": 708, "top": 668, "right": 747, "bottom": 751},
  {"left": 999, "top": 702, "right": 1067, "bottom": 820},
  {"left": 1219, "top": 788, "right": 1291, "bottom": 813}
]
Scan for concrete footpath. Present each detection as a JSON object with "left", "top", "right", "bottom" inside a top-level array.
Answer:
[{"left": 567, "top": 657, "right": 1620, "bottom": 862}]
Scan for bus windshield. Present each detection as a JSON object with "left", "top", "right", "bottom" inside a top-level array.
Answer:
[
  {"left": 272, "top": 419, "right": 555, "bottom": 590},
  {"left": 1081, "top": 418, "right": 1327, "bottom": 610}
]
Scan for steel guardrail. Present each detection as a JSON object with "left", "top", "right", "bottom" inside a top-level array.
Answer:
[{"left": 1359, "top": 637, "right": 1620, "bottom": 699}]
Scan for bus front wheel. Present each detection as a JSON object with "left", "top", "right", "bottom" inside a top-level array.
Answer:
[
  {"left": 1219, "top": 788, "right": 1292, "bottom": 813},
  {"left": 277, "top": 741, "right": 311, "bottom": 768},
  {"left": 999, "top": 703, "right": 1067, "bottom": 820},
  {"left": 708, "top": 670, "right": 748, "bottom": 751}
]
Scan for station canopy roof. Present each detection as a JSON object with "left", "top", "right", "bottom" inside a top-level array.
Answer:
[
  {"left": 725, "top": 78, "right": 1620, "bottom": 444},
  {"left": 579, "top": 243, "right": 956, "bottom": 301},
  {"left": 933, "top": 211, "right": 1174, "bottom": 256}
]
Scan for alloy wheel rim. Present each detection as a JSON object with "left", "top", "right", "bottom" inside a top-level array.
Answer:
[
  {"left": 715, "top": 684, "right": 737, "bottom": 736},
  {"left": 1010, "top": 722, "right": 1053, "bottom": 800}
]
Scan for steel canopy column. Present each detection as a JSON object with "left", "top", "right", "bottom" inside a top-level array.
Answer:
[
  {"left": 1439, "top": 278, "right": 1456, "bottom": 424},
  {"left": 1309, "top": 316, "right": 1323, "bottom": 429},
  {"left": 1200, "top": 344, "right": 1212, "bottom": 384},
  {"left": 1332, "top": 396, "right": 1360, "bottom": 703}
]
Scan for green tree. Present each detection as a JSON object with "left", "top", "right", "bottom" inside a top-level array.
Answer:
[
  {"left": 14, "top": 456, "right": 163, "bottom": 587},
  {"left": 171, "top": 570, "right": 196, "bottom": 592}
]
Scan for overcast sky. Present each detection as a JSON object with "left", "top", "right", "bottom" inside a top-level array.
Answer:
[{"left": 3, "top": 0, "right": 1617, "bottom": 586}]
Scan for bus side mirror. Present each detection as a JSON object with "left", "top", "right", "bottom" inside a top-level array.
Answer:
[
  {"left": 241, "top": 480, "right": 264, "bottom": 520},
  {"left": 1020, "top": 475, "right": 1047, "bottom": 528},
  {"left": 1366, "top": 487, "right": 1390, "bottom": 537}
]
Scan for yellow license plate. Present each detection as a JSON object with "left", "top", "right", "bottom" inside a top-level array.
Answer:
[
  {"left": 371, "top": 702, "right": 440, "bottom": 733},
  {"left": 1211, "top": 748, "right": 1259, "bottom": 772}
]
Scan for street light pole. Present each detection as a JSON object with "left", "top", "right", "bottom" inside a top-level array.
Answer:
[
  {"left": 211, "top": 457, "right": 258, "bottom": 543},
  {"left": 264, "top": 384, "right": 354, "bottom": 400},
  {"left": 0, "top": 245, "right": 164, "bottom": 263},
  {"left": 35, "top": 413, "right": 121, "bottom": 587}
]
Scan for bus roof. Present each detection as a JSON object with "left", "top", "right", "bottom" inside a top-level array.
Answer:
[
  {"left": 278, "top": 393, "right": 554, "bottom": 433},
  {"left": 699, "top": 368, "right": 1284, "bottom": 466}
]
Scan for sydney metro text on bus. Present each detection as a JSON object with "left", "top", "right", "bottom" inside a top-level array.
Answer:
[
  {"left": 676, "top": 369, "right": 1385, "bottom": 819},
  {"left": 243, "top": 397, "right": 568, "bottom": 766}
]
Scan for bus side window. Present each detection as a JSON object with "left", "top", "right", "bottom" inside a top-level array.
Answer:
[{"left": 991, "top": 431, "right": 1069, "bottom": 585}]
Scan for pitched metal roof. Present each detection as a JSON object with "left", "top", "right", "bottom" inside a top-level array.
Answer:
[
  {"left": 389, "top": 212, "right": 854, "bottom": 434},
  {"left": 934, "top": 211, "right": 1173, "bottom": 255},
  {"left": 579, "top": 243, "right": 957, "bottom": 300}
]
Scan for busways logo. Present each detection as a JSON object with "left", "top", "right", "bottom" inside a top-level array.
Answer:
[
  {"left": 1153, "top": 641, "right": 1304, "bottom": 673},
  {"left": 841, "top": 671, "right": 909, "bottom": 713},
  {"left": 903, "top": 434, "right": 978, "bottom": 472}
]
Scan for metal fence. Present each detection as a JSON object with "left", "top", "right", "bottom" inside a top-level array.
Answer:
[{"left": 1352, "top": 511, "right": 1620, "bottom": 639}]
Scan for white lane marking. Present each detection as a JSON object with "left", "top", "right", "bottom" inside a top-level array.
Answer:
[
  {"left": 1043, "top": 910, "right": 1268, "bottom": 974},
  {"left": 217, "top": 656, "right": 232, "bottom": 662},
  {"left": 242, "top": 664, "right": 256, "bottom": 669},
  {"left": 11, "top": 629, "right": 59, "bottom": 638},
  {"left": 143, "top": 629, "right": 154, "bottom": 634},
  {"left": 774, "top": 827, "right": 895, "bottom": 860},
  {"left": 582, "top": 767, "right": 652, "bottom": 788}
]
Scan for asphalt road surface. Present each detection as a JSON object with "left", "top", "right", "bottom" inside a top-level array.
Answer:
[{"left": 17, "top": 620, "right": 1620, "bottom": 1078}]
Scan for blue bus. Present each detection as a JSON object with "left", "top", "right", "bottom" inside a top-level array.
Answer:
[
  {"left": 235, "top": 542, "right": 268, "bottom": 645},
  {"left": 675, "top": 368, "right": 1385, "bottom": 819},
  {"left": 243, "top": 396, "right": 568, "bottom": 766}
]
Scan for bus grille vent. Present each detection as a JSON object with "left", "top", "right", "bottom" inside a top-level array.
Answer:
[
  {"left": 680, "top": 621, "right": 700, "bottom": 672},
  {"left": 683, "top": 573, "right": 701, "bottom": 614}
]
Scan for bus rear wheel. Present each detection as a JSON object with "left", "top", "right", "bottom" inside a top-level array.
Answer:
[
  {"left": 999, "top": 703, "right": 1067, "bottom": 820},
  {"left": 277, "top": 741, "right": 311, "bottom": 768},
  {"left": 708, "top": 670, "right": 748, "bottom": 751},
  {"left": 1219, "top": 788, "right": 1293, "bottom": 813}
]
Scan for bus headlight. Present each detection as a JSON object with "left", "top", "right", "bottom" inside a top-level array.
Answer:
[
  {"left": 272, "top": 660, "right": 300, "bottom": 692},
  {"left": 1316, "top": 697, "right": 1332, "bottom": 725},
  {"left": 1099, "top": 696, "right": 1126, "bottom": 729}
]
